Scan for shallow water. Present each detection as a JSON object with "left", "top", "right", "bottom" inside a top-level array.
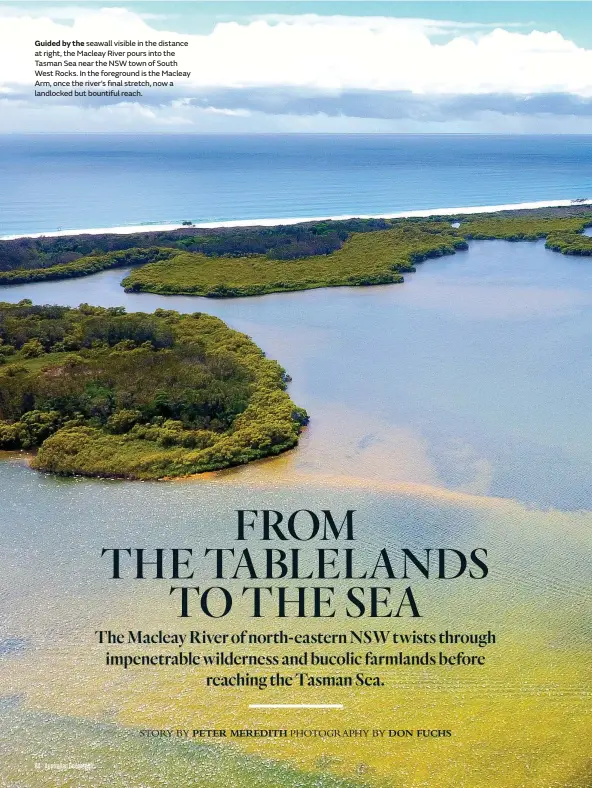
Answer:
[{"left": 1, "top": 238, "right": 591, "bottom": 786}]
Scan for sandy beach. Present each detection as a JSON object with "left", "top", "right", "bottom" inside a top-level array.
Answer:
[{"left": 2, "top": 198, "right": 590, "bottom": 241}]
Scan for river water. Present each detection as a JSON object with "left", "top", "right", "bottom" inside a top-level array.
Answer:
[{"left": 0, "top": 239, "right": 590, "bottom": 787}]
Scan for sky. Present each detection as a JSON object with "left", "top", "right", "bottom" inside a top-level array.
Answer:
[{"left": 1, "top": 1, "right": 592, "bottom": 133}]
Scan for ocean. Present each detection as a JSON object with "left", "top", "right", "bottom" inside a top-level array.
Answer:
[{"left": 1, "top": 133, "right": 591, "bottom": 236}]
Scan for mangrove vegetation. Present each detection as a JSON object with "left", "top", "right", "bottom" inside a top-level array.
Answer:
[
  {"left": 0, "top": 209, "right": 591, "bottom": 298},
  {"left": 545, "top": 232, "right": 592, "bottom": 256},
  {"left": 122, "top": 223, "right": 467, "bottom": 297},
  {"left": 0, "top": 248, "right": 176, "bottom": 285},
  {"left": 0, "top": 301, "right": 308, "bottom": 479}
]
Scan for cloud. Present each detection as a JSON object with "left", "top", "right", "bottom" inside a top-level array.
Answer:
[
  {"left": 184, "top": 88, "right": 592, "bottom": 122},
  {"left": 0, "top": 5, "right": 167, "bottom": 22},
  {"left": 4, "top": 94, "right": 592, "bottom": 136},
  {"left": 1, "top": 7, "right": 592, "bottom": 132},
  {"left": 253, "top": 13, "right": 534, "bottom": 38},
  {"left": 201, "top": 106, "right": 251, "bottom": 117}
]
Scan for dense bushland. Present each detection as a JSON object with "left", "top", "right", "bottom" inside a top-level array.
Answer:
[
  {"left": 122, "top": 223, "right": 467, "bottom": 297},
  {"left": 0, "top": 302, "right": 307, "bottom": 478},
  {"left": 545, "top": 232, "right": 592, "bottom": 255},
  {"left": 0, "top": 248, "right": 175, "bottom": 284},
  {"left": 459, "top": 216, "right": 591, "bottom": 241},
  {"left": 0, "top": 212, "right": 590, "bottom": 298},
  {"left": 0, "top": 218, "right": 391, "bottom": 272}
]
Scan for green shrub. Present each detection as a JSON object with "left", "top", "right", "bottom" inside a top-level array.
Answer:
[
  {"left": 21, "top": 339, "right": 44, "bottom": 358},
  {"left": 545, "top": 232, "right": 592, "bottom": 256}
]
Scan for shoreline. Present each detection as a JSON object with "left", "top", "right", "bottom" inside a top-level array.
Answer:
[{"left": 2, "top": 197, "right": 591, "bottom": 241}]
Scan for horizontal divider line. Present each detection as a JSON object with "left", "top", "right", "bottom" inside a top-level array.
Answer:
[{"left": 249, "top": 703, "right": 344, "bottom": 709}]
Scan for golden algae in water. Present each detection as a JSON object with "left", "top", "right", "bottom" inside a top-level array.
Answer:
[{"left": 1, "top": 461, "right": 590, "bottom": 787}]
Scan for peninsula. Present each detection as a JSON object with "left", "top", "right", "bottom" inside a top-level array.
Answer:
[{"left": 0, "top": 303, "right": 308, "bottom": 479}]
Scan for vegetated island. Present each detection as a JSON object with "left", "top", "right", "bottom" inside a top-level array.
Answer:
[
  {"left": 0, "top": 207, "right": 591, "bottom": 297},
  {"left": 0, "top": 302, "right": 308, "bottom": 479}
]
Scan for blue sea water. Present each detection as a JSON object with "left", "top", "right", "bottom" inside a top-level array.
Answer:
[{"left": 0, "top": 134, "right": 591, "bottom": 236}]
